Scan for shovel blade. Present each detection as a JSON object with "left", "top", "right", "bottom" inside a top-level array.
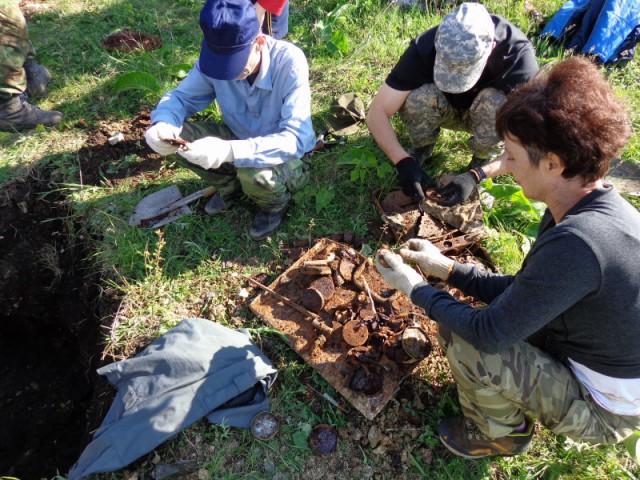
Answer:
[
  {"left": 129, "top": 185, "right": 183, "bottom": 227},
  {"left": 146, "top": 205, "right": 193, "bottom": 229}
]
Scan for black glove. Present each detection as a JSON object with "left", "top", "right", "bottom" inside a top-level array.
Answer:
[
  {"left": 438, "top": 169, "right": 482, "bottom": 206},
  {"left": 395, "top": 156, "right": 436, "bottom": 200}
]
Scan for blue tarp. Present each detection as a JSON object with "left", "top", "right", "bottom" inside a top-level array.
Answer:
[{"left": 541, "top": 0, "right": 640, "bottom": 63}]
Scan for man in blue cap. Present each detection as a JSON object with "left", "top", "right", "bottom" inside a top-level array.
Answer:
[{"left": 145, "top": 0, "right": 315, "bottom": 240}]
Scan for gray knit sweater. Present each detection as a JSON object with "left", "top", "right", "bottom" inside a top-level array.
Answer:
[{"left": 411, "top": 186, "right": 640, "bottom": 378}]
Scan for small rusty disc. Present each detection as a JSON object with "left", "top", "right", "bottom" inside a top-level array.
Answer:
[
  {"left": 342, "top": 320, "right": 369, "bottom": 346},
  {"left": 309, "top": 424, "right": 338, "bottom": 455},
  {"left": 250, "top": 411, "right": 279, "bottom": 440},
  {"left": 401, "top": 327, "right": 432, "bottom": 361}
]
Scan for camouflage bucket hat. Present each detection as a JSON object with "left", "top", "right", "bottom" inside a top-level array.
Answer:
[
  {"left": 326, "top": 93, "right": 366, "bottom": 136},
  {"left": 434, "top": 2, "right": 495, "bottom": 94}
]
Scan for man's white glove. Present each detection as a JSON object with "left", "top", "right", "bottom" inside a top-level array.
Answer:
[
  {"left": 398, "top": 238, "right": 455, "bottom": 280},
  {"left": 177, "top": 136, "right": 234, "bottom": 170},
  {"left": 144, "top": 122, "right": 183, "bottom": 156},
  {"left": 375, "top": 250, "right": 424, "bottom": 297}
]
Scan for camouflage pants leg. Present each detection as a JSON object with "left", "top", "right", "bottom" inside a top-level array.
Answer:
[
  {"left": 464, "top": 88, "right": 506, "bottom": 160},
  {"left": 173, "top": 120, "right": 310, "bottom": 212},
  {"left": 438, "top": 326, "right": 640, "bottom": 443},
  {"left": 399, "top": 83, "right": 458, "bottom": 150},
  {"left": 0, "top": 0, "right": 29, "bottom": 98}
]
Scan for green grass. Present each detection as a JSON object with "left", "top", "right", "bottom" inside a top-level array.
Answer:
[{"left": 2, "top": 0, "right": 639, "bottom": 478}]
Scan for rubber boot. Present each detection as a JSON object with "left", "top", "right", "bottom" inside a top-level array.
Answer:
[
  {"left": 204, "top": 192, "right": 241, "bottom": 215},
  {"left": 0, "top": 94, "right": 63, "bottom": 132},
  {"left": 24, "top": 59, "right": 52, "bottom": 98},
  {"left": 248, "top": 205, "right": 289, "bottom": 240}
]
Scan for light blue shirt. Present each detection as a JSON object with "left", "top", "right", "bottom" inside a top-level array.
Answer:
[{"left": 151, "top": 37, "right": 315, "bottom": 168}]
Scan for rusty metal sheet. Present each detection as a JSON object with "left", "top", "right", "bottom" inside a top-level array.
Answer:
[{"left": 249, "top": 238, "right": 432, "bottom": 420}]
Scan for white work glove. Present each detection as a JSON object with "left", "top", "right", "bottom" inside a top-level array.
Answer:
[
  {"left": 375, "top": 250, "right": 424, "bottom": 297},
  {"left": 177, "top": 136, "right": 234, "bottom": 170},
  {"left": 398, "top": 238, "right": 455, "bottom": 280},
  {"left": 144, "top": 122, "right": 183, "bottom": 156}
]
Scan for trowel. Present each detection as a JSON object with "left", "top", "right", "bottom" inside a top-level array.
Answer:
[{"left": 129, "top": 185, "right": 216, "bottom": 228}]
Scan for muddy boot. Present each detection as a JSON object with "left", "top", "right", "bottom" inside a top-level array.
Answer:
[
  {"left": 24, "top": 59, "right": 52, "bottom": 98},
  {"left": 249, "top": 205, "right": 289, "bottom": 240},
  {"left": 0, "top": 94, "right": 63, "bottom": 131}
]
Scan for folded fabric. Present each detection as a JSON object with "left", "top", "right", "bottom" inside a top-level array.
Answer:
[
  {"left": 541, "top": 0, "right": 640, "bottom": 63},
  {"left": 68, "top": 318, "right": 277, "bottom": 479}
]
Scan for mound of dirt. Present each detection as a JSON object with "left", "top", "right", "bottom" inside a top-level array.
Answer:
[{"left": 101, "top": 29, "right": 163, "bottom": 53}]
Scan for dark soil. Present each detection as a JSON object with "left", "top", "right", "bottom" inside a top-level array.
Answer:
[
  {"left": 76, "top": 110, "right": 164, "bottom": 187},
  {"left": 0, "top": 177, "right": 102, "bottom": 479},
  {"left": 0, "top": 112, "right": 176, "bottom": 478}
]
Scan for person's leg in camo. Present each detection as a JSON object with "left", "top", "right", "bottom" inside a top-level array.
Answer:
[
  {"left": 0, "top": 0, "right": 62, "bottom": 131},
  {"left": 436, "top": 326, "right": 640, "bottom": 459},
  {"left": 464, "top": 87, "right": 506, "bottom": 169},
  {"left": 237, "top": 157, "right": 309, "bottom": 240},
  {"left": 173, "top": 120, "right": 310, "bottom": 240},
  {"left": 399, "top": 83, "right": 461, "bottom": 166}
]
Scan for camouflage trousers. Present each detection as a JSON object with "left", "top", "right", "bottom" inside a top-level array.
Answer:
[
  {"left": 438, "top": 326, "right": 640, "bottom": 443},
  {"left": 172, "top": 121, "right": 310, "bottom": 213},
  {"left": 399, "top": 84, "right": 506, "bottom": 160},
  {"left": 0, "top": 0, "right": 33, "bottom": 98}
]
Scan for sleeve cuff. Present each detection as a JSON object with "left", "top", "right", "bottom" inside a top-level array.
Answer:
[
  {"left": 229, "top": 139, "right": 253, "bottom": 163},
  {"left": 410, "top": 281, "right": 435, "bottom": 306}
]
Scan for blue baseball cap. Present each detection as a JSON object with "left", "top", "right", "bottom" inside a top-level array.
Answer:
[{"left": 198, "top": 0, "right": 261, "bottom": 80}]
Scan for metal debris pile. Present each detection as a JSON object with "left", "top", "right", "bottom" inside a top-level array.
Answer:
[
  {"left": 249, "top": 239, "right": 433, "bottom": 419},
  {"left": 249, "top": 190, "right": 493, "bottom": 419}
]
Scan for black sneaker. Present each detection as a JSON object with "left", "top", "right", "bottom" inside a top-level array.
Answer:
[
  {"left": 438, "top": 416, "right": 534, "bottom": 459},
  {"left": 0, "top": 93, "right": 63, "bottom": 131},
  {"left": 204, "top": 192, "right": 239, "bottom": 215},
  {"left": 407, "top": 144, "right": 435, "bottom": 166},
  {"left": 248, "top": 206, "right": 289, "bottom": 240}
]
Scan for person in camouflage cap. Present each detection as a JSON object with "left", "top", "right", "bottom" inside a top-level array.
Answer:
[
  {"left": 0, "top": 0, "right": 62, "bottom": 131},
  {"left": 376, "top": 57, "right": 640, "bottom": 459},
  {"left": 367, "top": 2, "right": 538, "bottom": 205}
]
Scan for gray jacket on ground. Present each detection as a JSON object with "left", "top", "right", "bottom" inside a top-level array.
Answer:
[{"left": 68, "top": 318, "right": 277, "bottom": 479}]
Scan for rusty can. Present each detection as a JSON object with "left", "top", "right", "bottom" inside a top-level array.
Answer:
[{"left": 301, "top": 276, "right": 335, "bottom": 313}]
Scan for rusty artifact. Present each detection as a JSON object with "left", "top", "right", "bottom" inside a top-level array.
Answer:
[
  {"left": 309, "top": 424, "right": 338, "bottom": 455},
  {"left": 248, "top": 239, "right": 435, "bottom": 419},
  {"left": 250, "top": 411, "right": 279, "bottom": 440},
  {"left": 301, "top": 276, "right": 335, "bottom": 313},
  {"left": 401, "top": 326, "right": 432, "bottom": 361},
  {"left": 160, "top": 136, "right": 189, "bottom": 151}
]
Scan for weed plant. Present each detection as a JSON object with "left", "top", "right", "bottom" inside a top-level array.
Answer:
[{"left": 2, "top": 0, "right": 639, "bottom": 478}]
